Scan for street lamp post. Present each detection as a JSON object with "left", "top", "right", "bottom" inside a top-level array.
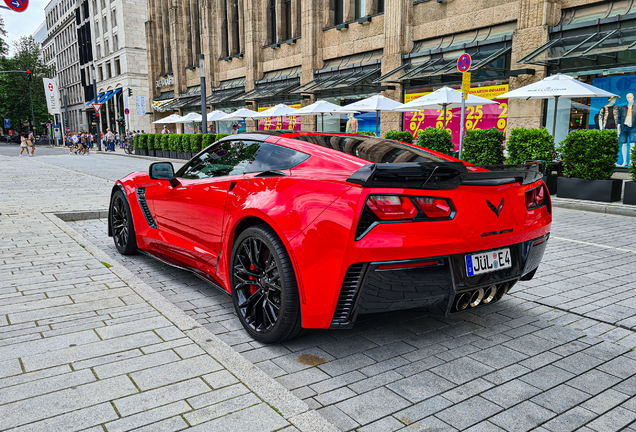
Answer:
[
  {"left": 200, "top": 54, "right": 207, "bottom": 134},
  {"left": 91, "top": 65, "right": 102, "bottom": 151},
  {"left": 28, "top": 72, "right": 36, "bottom": 139}
]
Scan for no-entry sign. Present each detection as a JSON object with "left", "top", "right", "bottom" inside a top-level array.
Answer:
[
  {"left": 4, "top": 0, "right": 28, "bottom": 12},
  {"left": 457, "top": 54, "right": 472, "bottom": 73}
]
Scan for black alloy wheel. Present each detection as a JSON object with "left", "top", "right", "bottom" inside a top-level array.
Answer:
[
  {"left": 231, "top": 225, "right": 303, "bottom": 343},
  {"left": 110, "top": 190, "right": 137, "bottom": 255}
]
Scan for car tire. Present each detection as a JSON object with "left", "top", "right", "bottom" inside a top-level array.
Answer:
[
  {"left": 110, "top": 189, "right": 138, "bottom": 255},
  {"left": 231, "top": 224, "right": 303, "bottom": 343}
]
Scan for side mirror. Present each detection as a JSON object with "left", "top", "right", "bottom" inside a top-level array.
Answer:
[{"left": 149, "top": 162, "right": 180, "bottom": 187}]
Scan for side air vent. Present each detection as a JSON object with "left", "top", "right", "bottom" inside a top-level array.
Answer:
[
  {"left": 331, "top": 264, "right": 366, "bottom": 327},
  {"left": 136, "top": 188, "right": 157, "bottom": 229}
]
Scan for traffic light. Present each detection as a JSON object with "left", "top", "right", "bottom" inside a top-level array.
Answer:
[
  {"left": 128, "top": 88, "right": 132, "bottom": 97},
  {"left": 26, "top": 70, "right": 32, "bottom": 81},
  {"left": 64, "top": 118, "right": 69, "bottom": 127}
]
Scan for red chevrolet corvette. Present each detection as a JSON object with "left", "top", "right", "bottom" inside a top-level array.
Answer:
[{"left": 109, "top": 132, "right": 551, "bottom": 342}]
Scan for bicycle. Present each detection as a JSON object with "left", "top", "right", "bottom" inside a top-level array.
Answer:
[{"left": 124, "top": 138, "right": 134, "bottom": 155}]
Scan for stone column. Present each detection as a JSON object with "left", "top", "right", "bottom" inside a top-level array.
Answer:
[
  {"left": 300, "top": 0, "right": 323, "bottom": 131},
  {"left": 244, "top": 0, "right": 263, "bottom": 131},
  {"left": 380, "top": 0, "right": 411, "bottom": 136},
  {"left": 228, "top": 0, "right": 238, "bottom": 54},
  {"left": 190, "top": 0, "right": 201, "bottom": 59},
  {"left": 508, "top": 0, "right": 561, "bottom": 132},
  {"left": 181, "top": 0, "right": 193, "bottom": 67},
  {"left": 162, "top": 0, "right": 171, "bottom": 73}
]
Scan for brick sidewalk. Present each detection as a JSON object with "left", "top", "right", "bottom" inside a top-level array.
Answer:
[{"left": 0, "top": 155, "right": 336, "bottom": 432}]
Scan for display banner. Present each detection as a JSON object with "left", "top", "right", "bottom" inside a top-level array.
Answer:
[
  {"left": 404, "top": 84, "right": 509, "bottom": 151},
  {"left": 43, "top": 79, "right": 61, "bottom": 115},
  {"left": 258, "top": 104, "right": 302, "bottom": 131}
]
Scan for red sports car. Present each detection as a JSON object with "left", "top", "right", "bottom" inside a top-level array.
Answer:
[{"left": 109, "top": 132, "right": 551, "bottom": 342}]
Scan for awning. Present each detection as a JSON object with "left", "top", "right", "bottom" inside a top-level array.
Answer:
[
  {"left": 293, "top": 51, "right": 382, "bottom": 94},
  {"left": 375, "top": 23, "right": 515, "bottom": 83},
  {"left": 162, "top": 96, "right": 198, "bottom": 110},
  {"left": 154, "top": 90, "right": 174, "bottom": 101},
  {"left": 235, "top": 66, "right": 301, "bottom": 101},
  {"left": 86, "top": 94, "right": 101, "bottom": 105},
  {"left": 100, "top": 88, "right": 121, "bottom": 104},
  {"left": 206, "top": 77, "right": 247, "bottom": 104}
]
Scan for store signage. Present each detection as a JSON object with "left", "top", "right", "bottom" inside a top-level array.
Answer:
[
  {"left": 258, "top": 104, "right": 302, "bottom": 132},
  {"left": 43, "top": 79, "right": 61, "bottom": 115},
  {"left": 403, "top": 84, "right": 509, "bottom": 151},
  {"left": 3, "top": 119, "right": 9, "bottom": 128},
  {"left": 155, "top": 77, "right": 174, "bottom": 88},
  {"left": 4, "top": 0, "right": 28, "bottom": 12},
  {"left": 457, "top": 54, "right": 471, "bottom": 73}
]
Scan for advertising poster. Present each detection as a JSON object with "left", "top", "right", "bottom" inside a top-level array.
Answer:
[
  {"left": 590, "top": 75, "right": 635, "bottom": 167},
  {"left": 403, "top": 84, "right": 509, "bottom": 151},
  {"left": 43, "top": 79, "right": 62, "bottom": 115},
  {"left": 258, "top": 104, "right": 302, "bottom": 131}
]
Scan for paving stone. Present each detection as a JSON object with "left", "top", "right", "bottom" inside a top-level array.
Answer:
[
  {"left": 481, "top": 379, "right": 542, "bottom": 408},
  {"left": 187, "top": 403, "right": 289, "bottom": 432},
  {"left": 581, "top": 389, "right": 632, "bottom": 414},
  {"left": 531, "top": 384, "right": 591, "bottom": 414},
  {"left": 129, "top": 354, "right": 223, "bottom": 390},
  {"left": 586, "top": 406, "right": 636, "bottom": 432},
  {"left": 277, "top": 367, "right": 332, "bottom": 391},
  {"left": 568, "top": 369, "right": 622, "bottom": 395},
  {"left": 113, "top": 378, "right": 211, "bottom": 416},
  {"left": 597, "top": 357, "right": 636, "bottom": 379},
  {"left": 399, "top": 415, "right": 458, "bottom": 431},
  {"left": 0, "top": 329, "right": 99, "bottom": 362},
  {"left": 0, "top": 358, "right": 23, "bottom": 379},
  {"left": 316, "top": 405, "right": 359, "bottom": 431},
  {"left": 187, "top": 383, "right": 251, "bottom": 409},
  {"left": 7, "top": 402, "right": 118, "bottom": 432},
  {"left": 489, "top": 401, "right": 556, "bottom": 432},
  {"left": 393, "top": 396, "right": 453, "bottom": 425},
  {"left": 0, "top": 368, "right": 96, "bottom": 405},
  {"left": 336, "top": 387, "right": 410, "bottom": 425},
  {"left": 435, "top": 396, "right": 502, "bottom": 430},
  {"left": 357, "top": 415, "right": 404, "bottom": 432},
  {"left": 348, "top": 370, "right": 402, "bottom": 394},
  {"left": 201, "top": 370, "right": 240, "bottom": 389},
  {"left": 315, "top": 387, "right": 357, "bottom": 406},
  {"left": 105, "top": 400, "right": 191, "bottom": 432},
  {"left": 519, "top": 365, "right": 577, "bottom": 390},
  {"left": 93, "top": 349, "right": 181, "bottom": 379},
  {"left": 430, "top": 357, "right": 495, "bottom": 385},
  {"left": 387, "top": 371, "right": 455, "bottom": 403},
  {"left": 542, "top": 407, "right": 599, "bottom": 432},
  {"left": 185, "top": 393, "right": 261, "bottom": 425},
  {"left": 468, "top": 345, "right": 529, "bottom": 369},
  {"left": 440, "top": 378, "right": 494, "bottom": 404}
]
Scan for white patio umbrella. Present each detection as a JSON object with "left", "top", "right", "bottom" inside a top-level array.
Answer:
[
  {"left": 393, "top": 86, "right": 499, "bottom": 129},
  {"left": 252, "top": 104, "right": 299, "bottom": 119},
  {"left": 294, "top": 100, "right": 358, "bottom": 131},
  {"left": 496, "top": 73, "right": 617, "bottom": 136},
  {"left": 207, "top": 110, "right": 229, "bottom": 122},
  {"left": 175, "top": 112, "right": 202, "bottom": 123},
  {"left": 151, "top": 113, "right": 184, "bottom": 124},
  {"left": 334, "top": 94, "right": 403, "bottom": 136},
  {"left": 218, "top": 108, "right": 260, "bottom": 121}
]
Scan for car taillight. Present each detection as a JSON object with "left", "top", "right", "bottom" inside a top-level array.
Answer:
[
  {"left": 367, "top": 195, "right": 417, "bottom": 220},
  {"left": 526, "top": 184, "right": 547, "bottom": 210},
  {"left": 414, "top": 197, "right": 452, "bottom": 218}
]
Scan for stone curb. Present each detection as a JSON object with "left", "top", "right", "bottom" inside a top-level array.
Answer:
[
  {"left": 44, "top": 211, "right": 339, "bottom": 432},
  {"left": 551, "top": 197, "right": 636, "bottom": 218},
  {"left": 55, "top": 210, "right": 109, "bottom": 221},
  {"left": 93, "top": 150, "right": 184, "bottom": 164}
]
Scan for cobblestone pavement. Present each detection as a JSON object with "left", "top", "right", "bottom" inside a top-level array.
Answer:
[
  {"left": 0, "top": 154, "right": 334, "bottom": 432},
  {"left": 6, "top": 153, "right": 636, "bottom": 431}
]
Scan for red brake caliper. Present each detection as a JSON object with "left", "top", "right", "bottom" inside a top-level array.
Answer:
[{"left": 249, "top": 263, "right": 258, "bottom": 295}]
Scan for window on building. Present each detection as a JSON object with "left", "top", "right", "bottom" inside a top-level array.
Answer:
[
  {"left": 355, "top": 0, "right": 366, "bottom": 19},
  {"left": 103, "top": 16, "right": 107, "bottom": 34},
  {"left": 334, "top": 0, "right": 344, "bottom": 25},
  {"left": 100, "top": 0, "right": 105, "bottom": 9},
  {"left": 95, "top": 20, "right": 99, "bottom": 34},
  {"left": 113, "top": 35, "right": 118, "bottom": 51},
  {"left": 104, "top": 38, "right": 109, "bottom": 54},
  {"left": 269, "top": 0, "right": 276, "bottom": 44},
  {"left": 285, "top": 0, "right": 291, "bottom": 40},
  {"left": 115, "top": 58, "right": 120, "bottom": 75},
  {"left": 377, "top": 0, "right": 384, "bottom": 13},
  {"left": 98, "top": 65, "right": 103, "bottom": 80},
  {"left": 232, "top": 0, "right": 240, "bottom": 53},
  {"left": 95, "top": 43, "right": 100, "bottom": 58},
  {"left": 223, "top": 0, "right": 229, "bottom": 57},
  {"left": 106, "top": 62, "right": 111, "bottom": 78},
  {"left": 111, "top": 8, "right": 116, "bottom": 27}
]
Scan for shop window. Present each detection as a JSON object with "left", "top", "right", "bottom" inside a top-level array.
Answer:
[
  {"left": 285, "top": 0, "right": 292, "bottom": 40},
  {"left": 269, "top": 0, "right": 277, "bottom": 44},
  {"left": 334, "top": 0, "right": 344, "bottom": 25},
  {"left": 355, "top": 0, "right": 365, "bottom": 19}
]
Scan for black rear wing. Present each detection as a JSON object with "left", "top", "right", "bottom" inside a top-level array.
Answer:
[{"left": 346, "top": 161, "right": 545, "bottom": 190}]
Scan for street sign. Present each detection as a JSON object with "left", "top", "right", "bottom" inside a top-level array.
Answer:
[
  {"left": 4, "top": 0, "right": 28, "bottom": 12},
  {"left": 462, "top": 72, "right": 471, "bottom": 100},
  {"left": 3, "top": 119, "right": 9, "bottom": 128},
  {"left": 66, "top": 127, "right": 71, "bottom": 131},
  {"left": 457, "top": 54, "right": 472, "bottom": 73},
  {"left": 91, "top": 103, "right": 103, "bottom": 113},
  {"left": 124, "top": 108, "right": 130, "bottom": 115}
]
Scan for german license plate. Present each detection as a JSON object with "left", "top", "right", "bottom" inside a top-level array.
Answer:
[{"left": 465, "top": 248, "right": 511, "bottom": 277}]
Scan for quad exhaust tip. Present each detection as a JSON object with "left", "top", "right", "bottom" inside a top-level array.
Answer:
[
  {"left": 453, "top": 283, "right": 510, "bottom": 312},
  {"left": 482, "top": 285, "right": 497, "bottom": 304},
  {"left": 455, "top": 292, "right": 471, "bottom": 311},
  {"left": 469, "top": 288, "right": 484, "bottom": 308}
]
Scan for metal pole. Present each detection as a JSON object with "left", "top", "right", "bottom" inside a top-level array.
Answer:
[
  {"left": 552, "top": 96, "right": 559, "bottom": 138},
  {"left": 376, "top": 110, "right": 379, "bottom": 137},
  {"left": 443, "top": 104, "right": 448, "bottom": 129},
  {"left": 28, "top": 79, "right": 36, "bottom": 139},
  {"left": 459, "top": 98, "right": 466, "bottom": 159},
  {"left": 64, "top": 91, "right": 69, "bottom": 134},
  {"left": 92, "top": 66, "right": 102, "bottom": 151},
  {"left": 200, "top": 54, "right": 207, "bottom": 134}
]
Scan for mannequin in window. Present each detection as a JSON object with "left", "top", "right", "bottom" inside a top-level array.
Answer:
[
  {"left": 345, "top": 113, "right": 358, "bottom": 134},
  {"left": 598, "top": 96, "right": 619, "bottom": 131},
  {"left": 617, "top": 93, "right": 635, "bottom": 167}
]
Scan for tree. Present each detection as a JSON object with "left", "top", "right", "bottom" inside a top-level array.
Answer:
[
  {"left": 0, "top": 36, "right": 53, "bottom": 135},
  {"left": 0, "top": 15, "right": 7, "bottom": 57}
]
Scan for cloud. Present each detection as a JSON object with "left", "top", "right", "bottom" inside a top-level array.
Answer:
[{"left": 1, "top": 0, "right": 47, "bottom": 55}]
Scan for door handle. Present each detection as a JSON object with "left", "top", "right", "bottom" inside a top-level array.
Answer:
[{"left": 229, "top": 181, "right": 236, "bottom": 191}]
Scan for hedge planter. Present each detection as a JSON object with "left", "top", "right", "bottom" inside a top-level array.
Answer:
[
  {"left": 557, "top": 177, "right": 623, "bottom": 202},
  {"left": 177, "top": 152, "right": 187, "bottom": 160},
  {"left": 142, "top": 149, "right": 149, "bottom": 156},
  {"left": 148, "top": 149, "right": 156, "bottom": 157},
  {"left": 134, "top": 148, "right": 140, "bottom": 155},
  {"left": 624, "top": 181, "right": 636, "bottom": 205},
  {"left": 543, "top": 175, "right": 558, "bottom": 195},
  {"left": 170, "top": 151, "right": 177, "bottom": 159}
]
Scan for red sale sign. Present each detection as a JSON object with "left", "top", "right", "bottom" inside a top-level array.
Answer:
[
  {"left": 404, "top": 84, "right": 509, "bottom": 151},
  {"left": 258, "top": 104, "right": 302, "bottom": 132}
]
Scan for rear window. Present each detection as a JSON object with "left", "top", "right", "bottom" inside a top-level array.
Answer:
[{"left": 290, "top": 135, "right": 448, "bottom": 164}]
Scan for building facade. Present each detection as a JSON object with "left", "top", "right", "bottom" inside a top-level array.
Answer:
[
  {"left": 44, "top": 0, "right": 86, "bottom": 132},
  {"left": 77, "top": 0, "right": 151, "bottom": 135}
]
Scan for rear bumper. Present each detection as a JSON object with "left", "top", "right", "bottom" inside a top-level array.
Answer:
[{"left": 329, "top": 233, "right": 549, "bottom": 329}]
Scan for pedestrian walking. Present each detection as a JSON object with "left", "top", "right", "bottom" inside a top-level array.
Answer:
[
  {"left": 162, "top": 126, "right": 170, "bottom": 134},
  {"left": 28, "top": 131, "right": 35, "bottom": 156},
  {"left": 231, "top": 124, "right": 239, "bottom": 135},
  {"left": 106, "top": 129, "right": 115, "bottom": 151},
  {"left": 19, "top": 133, "right": 29, "bottom": 156}
]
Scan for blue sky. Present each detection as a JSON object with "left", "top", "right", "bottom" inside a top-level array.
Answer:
[{"left": 2, "top": 0, "right": 47, "bottom": 55}]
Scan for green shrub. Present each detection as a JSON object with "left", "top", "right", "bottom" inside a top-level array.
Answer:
[
  {"left": 506, "top": 127, "right": 556, "bottom": 171},
  {"left": 630, "top": 147, "right": 636, "bottom": 182},
  {"left": 354, "top": 131, "right": 376, "bottom": 136},
  {"left": 202, "top": 133, "right": 216, "bottom": 150},
  {"left": 559, "top": 129, "right": 619, "bottom": 180},
  {"left": 146, "top": 134, "right": 154, "bottom": 150},
  {"left": 155, "top": 134, "right": 163, "bottom": 150},
  {"left": 215, "top": 133, "right": 230, "bottom": 141},
  {"left": 384, "top": 130, "right": 414, "bottom": 143},
  {"left": 190, "top": 134, "right": 203, "bottom": 153},
  {"left": 177, "top": 135, "right": 185, "bottom": 152},
  {"left": 462, "top": 128, "right": 505, "bottom": 166},
  {"left": 133, "top": 134, "right": 140, "bottom": 149},
  {"left": 181, "top": 134, "right": 191, "bottom": 152},
  {"left": 137, "top": 134, "right": 147, "bottom": 150},
  {"left": 168, "top": 134, "right": 178, "bottom": 151},
  {"left": 161, "top": 134, "right": 169, "bottom": 151},
  {"left": 416, "top": 127, "right": 454, "bottom": 156}
]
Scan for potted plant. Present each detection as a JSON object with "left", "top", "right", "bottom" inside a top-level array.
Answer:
[
  {"left": 557, "top": 129, "right": 621, "bottom": 202},
  {"left": 385, "top": 130, "right": 414, "bottom": 144},
  {"left": 201, "top": 133, "right": 215, "bottom": 151},
  {"left": 152, "top": 134, "right": 161, "bottom": 157},
  {"left": 416, "top": 127, "right": 454, "bottom": 156},
  {"left": 506, "top": 127, "right": 557, "bottom": 194},
  {"left": 160, "top": 134, "right": 169, "bottom": 158},
  {"left": 180, "top": 134, "right": 190, "bottom": 159},
  {"left": 146, "top": 134, "right": 155, "bottom": 157},
  {"left": 138, "top": 134, "right": 148, "bottom": 156},
  {"left": 190, "top": 133, "right": 203, "bottom": 157},
  {"left": 215, "top": 133, "right": 229, "bottom": 141},
  {"left": 168, "top": 134, "right": 178, "bottom": 159},
  {"left": 625, "top": 147, "right": 636, "bottom": 205},
  {"left": 462, "top": 128, "right": 506, "bottom": 165},
  {"left": 133, "top": 134, "right": 140, "bottom": 155}
]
